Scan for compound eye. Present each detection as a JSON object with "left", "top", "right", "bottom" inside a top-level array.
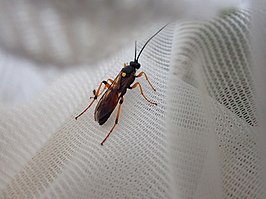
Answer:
[{"left": 122, "top": 72, "right": 127, "bottom": 77}]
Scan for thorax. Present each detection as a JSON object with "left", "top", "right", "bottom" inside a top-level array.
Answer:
[{"left": 118, "top": 65, "right": 136, "bottom": 95}]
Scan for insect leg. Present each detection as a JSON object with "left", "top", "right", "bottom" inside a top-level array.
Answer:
[
  {"left": 96, "top": 79, "right": 113, "bottom": 96},
  {"left": 75, "top": 80, "right": 112, "bottom": 120},
  {"left": 107, "top": 78, "right": 114, "bottom": 83},
  {"left": 101, "top": 97, "right": 124, "bottom": 145},
  {"left": 129, "top": 82, "right": 157, "bottom": 105},
  {"left": 135, "top": 71, "right": 156, "bottom": 91}
]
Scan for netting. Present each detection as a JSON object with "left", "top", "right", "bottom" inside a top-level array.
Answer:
[{"left": 0, "top": 9, "right": 264, "bottom": 199}]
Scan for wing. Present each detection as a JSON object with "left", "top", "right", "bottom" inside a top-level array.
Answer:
[
  {"left": 94, "top": 73, "right": 121, "bottom": 125},
  {"left": 94, "top": 70, "right": 135, "bottom": 125}
]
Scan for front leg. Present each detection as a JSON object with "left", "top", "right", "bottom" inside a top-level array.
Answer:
[
  {"left": 135, "top": 71, "right": 156, "bottom": 91},
  {"left": 129, "top": 82, "right": 157, "bottom": 105}
]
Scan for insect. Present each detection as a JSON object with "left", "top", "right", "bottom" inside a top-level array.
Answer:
[{"left": 75, "top": 24, "right": 168, "bottom": 145}]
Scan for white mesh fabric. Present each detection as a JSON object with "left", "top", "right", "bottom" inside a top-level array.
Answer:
[
  {"left": 0, "top": 25, "right": 174, "bottom": 198},
  {"left": 0, "top": 10, "right": 264, "bottom": 199},
  {"left": 167, "top": 12, "right": 262, "bottom": 199}
]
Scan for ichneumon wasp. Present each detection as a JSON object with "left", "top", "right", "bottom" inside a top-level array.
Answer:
[{"left": 75, "top": 24, "right": 168, "bottom": 145}]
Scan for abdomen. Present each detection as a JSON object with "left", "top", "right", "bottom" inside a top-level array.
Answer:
[{"left": 94, "top": 89, "right": 119, "bottom": 125}]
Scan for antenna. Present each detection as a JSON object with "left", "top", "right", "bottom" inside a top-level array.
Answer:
[
  {"left": 134, "top": 41, "right": 137, "bottom": 61},
  {"left": 136, "top": 23, "right": 169, "bottom": 62}
]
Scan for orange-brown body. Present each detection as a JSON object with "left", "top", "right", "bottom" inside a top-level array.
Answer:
[
  {"left": 94, "top": 67, "right": 136, "bottom": 125},
  {"left": 75, "top": 23, "right": 168, "bottom": 145}
]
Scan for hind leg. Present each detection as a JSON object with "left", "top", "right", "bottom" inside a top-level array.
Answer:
[
  {"left": 101, "top": 97, "right": 124, "bottom": 145},
  {"left": 75, "top": 79, "right": 113, "bottom": 120}
]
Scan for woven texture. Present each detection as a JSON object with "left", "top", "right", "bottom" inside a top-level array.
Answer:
[{"left": 0, "top": 10, "right": 264, "bottom": 199}]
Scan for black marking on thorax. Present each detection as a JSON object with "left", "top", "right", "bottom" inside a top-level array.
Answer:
[{"left": 122, "top": 65, "right": 136, "bottom": 76}]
